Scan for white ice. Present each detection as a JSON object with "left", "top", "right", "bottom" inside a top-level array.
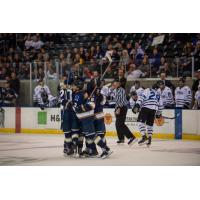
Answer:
[{"left": 0, "top": 133, "right": 200, "bottom": 166}]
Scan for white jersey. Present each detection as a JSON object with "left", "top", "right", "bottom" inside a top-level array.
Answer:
[
  {"left": 157, "top": 86, "right": 174, "bottom": 107},
  {"left": 130, "top": 86, "right": 144, "bottom": 96},
  {"left": 175, "top": 86, "right": 192, "bottom": 108},
  {"left": 194, "top": 90, "right": 200, "bottom": 108},
  {"left": 136, "top": 88, "right": 163, "bottom": 111},
  {"left": 101, "top": 86, "right": 116, "bottom": 107},
  {"left": 33, "top": 85, "right": 57, "bottom": 107},
  {"left": 101, "top": 86, "right": 110, "bottom": 97},
  {"left": 129, "top": 87, "right": 144, "bottom": 108}
]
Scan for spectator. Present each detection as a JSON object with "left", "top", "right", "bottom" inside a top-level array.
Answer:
[
  {"left": 119, "top": 50, "right": 130, "bottom": 66},
  {"left": 117, "top": 69, "right": 126, "bottom": 89},
  {"left": 0, "top": 81, "right": 17, "bottom": 107},
  {"left": 9, "top": 72, "right": 20, "bottom": 95},
  {"left": 139, "top": 55, "right": 149, "bottom": 76},
  {"left": 157, "top": 62, "right": 171, "bottom": 76},
  {"left": 153, "top": 72, "right": 175, "bottom": 91},
  {"left": 149, "top": 48, "right": 161, "bottom": 76},
  {"left": 37, "top": 67, "right": 45, "bottom": 80},
  {"left": 25, "top": 35, "right": 33, "bottom": 50},
  {"left": 126, "top": 64, "right": 146, "bottom": 80},
  {"left": 32, "top": 35, "right": 44, "bottom": 50},
  {"left": 135, "top": 42, "right": 144, "bottom": 64},
  {"left": 0, "top": 67, "right": 7, "bottom": 80}
]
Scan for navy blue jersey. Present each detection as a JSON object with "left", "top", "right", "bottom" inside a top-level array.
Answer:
[
  {"left": 93, "top": 93, "right": 106, "bottom": 114},
  {"left": 73, "top": 91, "right": 95, "bottom": 120},
  {"left": 73, "top": 90, "right": 84, "bottom": 107},
  {"left": 92, "top": 93, "right": 106, "bottom": 120}
]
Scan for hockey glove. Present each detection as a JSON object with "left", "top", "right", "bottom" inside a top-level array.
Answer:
[
  {"left": 155, "top": 112, "right": 162, "bottom": 119},
  {"left": 184, "top": 102, "right": 190, "bottom": 109},
  {"left": 40, "top": 105, "right": 45, "bottom": 110},
  {"left": 132, "top": 103, "right": 140, "bottom": 114}
]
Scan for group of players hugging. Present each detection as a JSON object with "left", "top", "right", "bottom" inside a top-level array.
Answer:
[{"left": 59, "top": 77, "right": 113, "bottom": 159}]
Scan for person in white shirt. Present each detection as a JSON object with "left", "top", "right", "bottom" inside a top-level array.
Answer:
[
  {"left": 126, "top": 64, "right": 146, "bottom": 80},
  {"left": 157, "top": 81, "right": 174, "bottom": 108},
  {"left": 25, "top": 35, "right": 33, "bottom": 50},
  {"left": 32, "top": 36, "right": 44, "bottom": 50},
  {"left": 193, "top": 84, "right": 200, "bottom": 109},
  {"left": 175, "top": 77, "right": 192, "bottom": 109}
]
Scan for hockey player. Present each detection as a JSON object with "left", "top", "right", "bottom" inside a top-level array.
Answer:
[
  {"left": 175, "top": 78, "right": 192, "bottom": 109},
  {"left": 132, "top": 87, "right": 163, "bottom": 147},
  {"left": 129, "top": 81, "right": 144, "bottom": 108},
  {"left": 100, "top": 80, "right": 116, "bottom": 108},
  {"left": 0, "top": 82, "right": 17, "bottom": 107},
  {"left": 60, "top": 80, "right": 74, "bottom": 156},
  {"left": 73, "top": 86, "right": 98, "bottom": 157},
  {"left": 33, "top": 79, "right": 58, "bottom": 109},
  {"left": 193, "top": 84, "right": 200, "bottom": 109},
  {"left": 70, "top": 81, "right": 85, "bottom": 156},
  {"left": 92, "top": 87, "right": 113, "bottom": 159},
  {"left": 157, "top": 81, "right": 174, "bottom": 109}
]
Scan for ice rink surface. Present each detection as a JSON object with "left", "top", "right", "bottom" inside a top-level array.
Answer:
[{"left": 0, "top": 133, "right": 200, "bottom": 166}]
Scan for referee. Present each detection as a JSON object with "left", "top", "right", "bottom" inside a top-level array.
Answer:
[{"left": 113, "top": 78, "right": 137, "bottom": 145}]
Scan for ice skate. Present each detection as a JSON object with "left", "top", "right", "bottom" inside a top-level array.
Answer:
[
  {"left": 100, "top": 149, "right": 113, "bottom": 159},
  {"left": 138, "top": 135, "right": 148, "bottom": 146},
  {"left": 128, "top": 137, "right": 138, "bottom": 146},
  {"left": 146, "top": 136, "right": 152, "bottom": 147}
]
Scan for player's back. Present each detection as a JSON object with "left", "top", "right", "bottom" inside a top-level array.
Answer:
[{"left": 137, "top": 88, "right": 161, "bottom": 111}]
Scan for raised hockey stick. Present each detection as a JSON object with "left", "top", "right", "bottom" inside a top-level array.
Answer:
[{"left": 88, "top": 54, "right": 113, "bottom": 99}]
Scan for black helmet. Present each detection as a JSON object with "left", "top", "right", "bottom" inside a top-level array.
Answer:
[
  {"left": 130, "top": 91, "right": 137, "bottom": 96},
  {"left": 157, "top": 80, "right": 165, "bottom": 86},
  {"left": 74, "top": 80, "right": 84, "bottom": 90}
]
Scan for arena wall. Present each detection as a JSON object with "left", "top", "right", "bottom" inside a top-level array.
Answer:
[{"left": 0, "top": 107, "right": 199, "bottom": 140}]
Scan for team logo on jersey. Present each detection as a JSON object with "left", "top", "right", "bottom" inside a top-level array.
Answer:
[
  {"left": 104, "top": 113, "right": 112, "bottom": 124},
  {"left": 154, "top": 117, "right": 164, "bottom": 126}
]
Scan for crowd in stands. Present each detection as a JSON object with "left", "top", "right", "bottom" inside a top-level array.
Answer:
[
  {"left": 0, "top": 33, "right": 200, "bottom": 107},
  {"left": 0, "top": 33, "right": 200, "bottom": 81}
]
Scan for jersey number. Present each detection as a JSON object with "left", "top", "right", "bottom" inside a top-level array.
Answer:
[{"left": 149, "top": 91, "right": 160, "bottom": 101}]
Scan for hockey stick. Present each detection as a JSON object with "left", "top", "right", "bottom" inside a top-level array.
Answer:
[
  {"left": 162, "top": 113, "right": 180, "bottom": 120},
  {"left": 131, "top": 113, "right": 180, "bottom": 122},
  {"left": 89, "top": 55, "right": 113, "bottom": 99}
]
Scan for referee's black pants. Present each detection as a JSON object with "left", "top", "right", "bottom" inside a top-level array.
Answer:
[{"left": 115, "top": 106, "right": 134, "bottom": 141}]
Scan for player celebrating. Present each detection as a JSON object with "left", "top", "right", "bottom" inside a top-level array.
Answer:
[
  {"left": 157, "top": 81, "right": 174, "bottom": 109},
  {"left": 92, "top": 87, "right": 113, "bottom": 159},
  {"left": 60, "top": 80, "right": 74, "bottom": 156},
  {"left": 73, "top": 82, "right": 98, "bottom": 157},
  {"left": 175, "top": 77, "right": 192, "bottom": 109},
  {"left": 132, "top": 87, "right": 163, "bottom": 147}
]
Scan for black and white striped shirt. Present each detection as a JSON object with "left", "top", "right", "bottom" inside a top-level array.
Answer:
[{"left": 114, "top": 87, "right": 128, "bottom": 108}]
